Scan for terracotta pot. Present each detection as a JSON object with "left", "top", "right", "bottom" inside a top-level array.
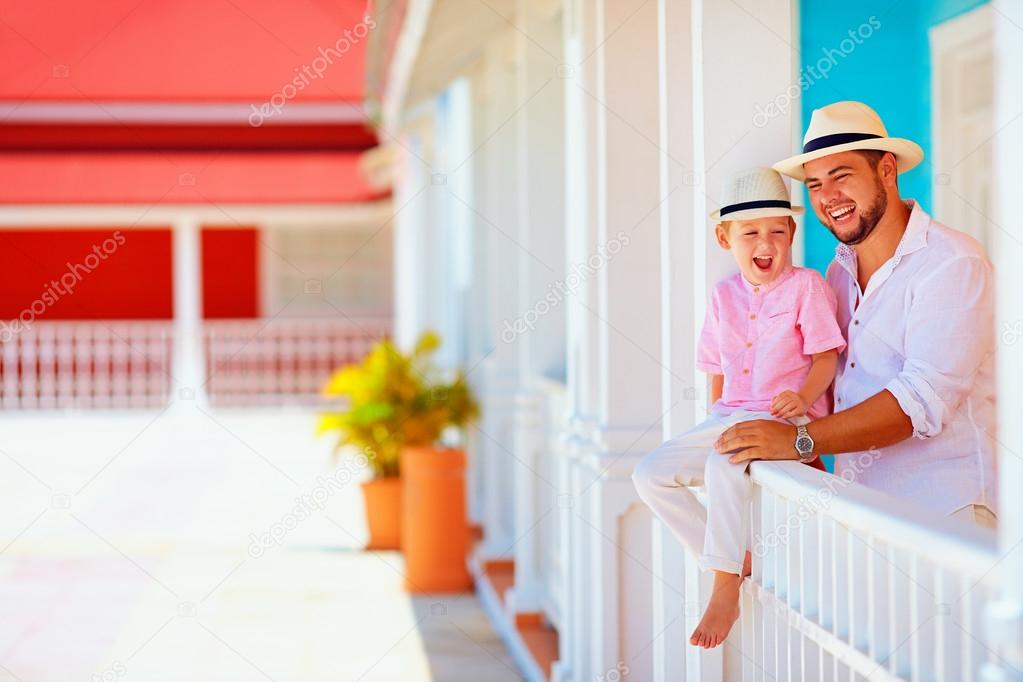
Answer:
[
  {"left": 401, "top": 446, "right": 471, "bottom": 593},
  {"left": 361, "top": 476, "right": 402, "bottom": 550}
]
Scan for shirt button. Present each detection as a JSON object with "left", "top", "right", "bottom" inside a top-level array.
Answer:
[
  {"left": 837, "top": 398, "right": 842, "bottom": 404},
  {"left": 850, "top": 362, "right": 856, "bottom": 368},
  {"left": 853, "top": 320, "right": 859, "bottom": 325},
  {"left": 753, "top": 287, "right": 760, "bottom": 293},
  {"left": 743, "top": 369, "right": 750, "bottom": 375},
  {"left": 746, "top": 342, "right": 753, "bottom": 348},
  {"left": 749, "top": 313, "right": 756, "bottom": 320}
]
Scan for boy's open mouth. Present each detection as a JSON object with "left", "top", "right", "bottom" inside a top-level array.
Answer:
[
  {"left": 828, "top": 203, "right": 856, "bottom": 227},
  {"left": 753, "top": 255, "right": 773, "bottom": 272}
]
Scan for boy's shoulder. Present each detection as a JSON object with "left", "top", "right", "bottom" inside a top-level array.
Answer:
[
  {"left": 789, "top": 266, "right": 827, "bottom": 283},
  {"left": 710, "top": 271, "right": 745, "bottom": 298},
  {"left": 788, "top": 266, "right": 833, "bottom": 300}
]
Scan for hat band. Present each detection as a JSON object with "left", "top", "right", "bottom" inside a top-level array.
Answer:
[
  {"left": 802, "top": 131, "right": 882, "bottom": 154},
  {"left": 719, "top": 199, "right": 791, "bottom": 217}
]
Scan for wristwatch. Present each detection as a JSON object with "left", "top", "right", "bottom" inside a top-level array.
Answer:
[{"left": 794, "top": 424, "right": 817, "bottom": 463}]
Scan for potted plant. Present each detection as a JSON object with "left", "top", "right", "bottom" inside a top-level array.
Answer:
[{"left": 318, "top": 331, "right": 479, "bottom": 562}]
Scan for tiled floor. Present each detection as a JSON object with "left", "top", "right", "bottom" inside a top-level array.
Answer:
[{"left": 0, "top": 407, "right": 521, "bottom": 681}]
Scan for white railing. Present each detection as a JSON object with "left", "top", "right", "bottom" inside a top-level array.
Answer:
[
  {"left": 730, "top": 460, "right": 999, "bottom": 681},
  {"left": 203, "top": 316, "right": 391, "bottom": 407},
  {"left": 536, "top": 378, "right": 568, "bottom": 631},
  {"left": 0, "top": 317, "right": 391, "bottom": 409},
  {"left": 0, "top": 320, "right": 173, "bottom": 409},
  {"left": 494, "top": 387, "right": 1002, "bottom": 681}
]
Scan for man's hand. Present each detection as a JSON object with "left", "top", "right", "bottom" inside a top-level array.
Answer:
[
  {"left": 770, "top": 390, "right": 809, "bottom": 419},
  {"left": 714, "top": 419, "right": 798, "bottom": 464}
]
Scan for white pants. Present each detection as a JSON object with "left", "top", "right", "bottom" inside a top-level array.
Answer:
[{"left": 632, "top": 410, "right": 794, "bottom": 575}]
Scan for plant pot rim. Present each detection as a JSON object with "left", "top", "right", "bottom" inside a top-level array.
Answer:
[{"left": 362, "top": 475, "right": 401, "bottom": 486}]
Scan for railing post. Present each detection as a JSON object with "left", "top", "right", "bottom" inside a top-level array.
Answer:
[
  {"left": 171, "top": 215, "right": 207, "bottom": 407},
  {"left": 508, "top": 387, "right": 547, "bottom": 614}
]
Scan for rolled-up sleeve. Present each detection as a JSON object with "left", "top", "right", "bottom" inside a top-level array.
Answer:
[
  {"left": 884, "top": 256, "right": 994, "bottom": 439},
  {"left": 696, "top": 290, "right": 722, "bottom": 374}
]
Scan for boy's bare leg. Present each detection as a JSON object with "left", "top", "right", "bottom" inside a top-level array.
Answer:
[
  {"left": 690, "top": 552, "right": 751, "bottom": 649},
  {"left": 690, "top": 570, "right": 742, "bottom": 648}
]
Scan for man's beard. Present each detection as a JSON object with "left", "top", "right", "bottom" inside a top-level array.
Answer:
[{"left": 828, "top": 177, "right": 887, "bottom": 246}]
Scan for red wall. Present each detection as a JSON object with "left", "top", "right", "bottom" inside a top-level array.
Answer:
[
  {"left": 0, "top": 228, "right": 173, "bottom": 319},
  {"left": 0, "top": 227, "right": 259, "bottom": 320},
  {"left": 202, "top": 227, "right": 259, "bottom": 319}
]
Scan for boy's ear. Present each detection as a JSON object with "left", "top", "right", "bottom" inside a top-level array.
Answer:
[
  {"left": 714, "top": 223, "right": 730, "bottom": 250},
  {"left": 788, "top": 216, "right": 797, "bottom": 245}
]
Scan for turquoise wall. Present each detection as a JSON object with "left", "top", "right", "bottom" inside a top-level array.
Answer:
[{"left": 798, "top": 0, "right": 990, "bottom": 274}]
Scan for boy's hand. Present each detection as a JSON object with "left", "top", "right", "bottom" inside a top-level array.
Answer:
[{"left": 771, "top": 390, "right": 809, "bottom": 419}]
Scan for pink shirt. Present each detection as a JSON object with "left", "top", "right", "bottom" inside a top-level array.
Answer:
[{"left": 697, "top": 266, "right": 846, "bottom": 418}]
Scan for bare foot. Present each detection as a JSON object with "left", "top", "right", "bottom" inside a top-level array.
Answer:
[{"left": 689, "top": 572, "right": 742, "bottom": 649}]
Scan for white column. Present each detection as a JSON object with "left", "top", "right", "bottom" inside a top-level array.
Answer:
[
  {"left": 475, "top": 31, "right": 523, "bottom": 559},
  {"left": 393, "top": 126, "right": 432, "bottom": 351},
  {"left": 171, "top": 215, "right": 206, "bottom": 407},
  {"left": 507, "top": 0, "right": 567, "bottom": 617},
  {"left": 652, "top": 0, "right": 700, "bottom": 676},
  {"left": 577, "top": 1, "right": 666, "bottom": 680},
  {"left": 561, "top": 0, "right": 600, "bottom": 677},
  {"left": 986, "top": 1, "right": 1023, "bottom": 677}
]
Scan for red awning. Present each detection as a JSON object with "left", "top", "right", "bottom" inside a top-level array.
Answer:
[
  {"left": 0, "top": 152, "right": 387, "bottom": 204},
  {"left": 0, "top": 0, "right": 371, "bottom": 103}
]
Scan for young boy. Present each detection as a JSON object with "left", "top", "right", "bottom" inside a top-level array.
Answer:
[{"left": 632, "top": 167, "right": 846, "bottom": 648}]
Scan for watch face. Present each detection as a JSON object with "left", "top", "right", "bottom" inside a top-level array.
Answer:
[{"left": 796, "top": 436, "right": 813, "bottom": 453}]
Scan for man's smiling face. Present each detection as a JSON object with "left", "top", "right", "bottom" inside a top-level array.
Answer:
[{"left": 803, "top": 150, "right": 893, "bottom": 246}]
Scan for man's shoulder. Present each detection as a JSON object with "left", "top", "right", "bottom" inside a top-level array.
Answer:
[
  {"left": 924, "top": 218, "right": 991, "bottom": 264},
  {"left": 823, "top": 258, "right": 850, "bottom": 287}
]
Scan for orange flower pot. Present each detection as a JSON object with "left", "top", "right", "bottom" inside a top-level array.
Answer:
[
  {"left": 401, "top": 446, "right": 472, "bottom": 593},
  {"left": 361, "top": 476, "right": 403, "bottom": 550}
]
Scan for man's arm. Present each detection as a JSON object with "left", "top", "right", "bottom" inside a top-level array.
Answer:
[
  {"left": 715, "top": 388, "right": 911, "bottom": 464},
  {"left": 804, "top": 388, "right": 912, "bottom": 455},
  {"left": 717, "top": 253, "right": 992, "bottom": 465}
]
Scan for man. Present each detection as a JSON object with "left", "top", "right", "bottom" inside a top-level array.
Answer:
[{"left": 714, "top": 100, "right": 997, "bottom": 527}]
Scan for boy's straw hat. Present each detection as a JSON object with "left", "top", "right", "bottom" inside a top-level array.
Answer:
[
  {"left": 710, "top": 166, "right": 804, "bottom": 221},
  {"left": 773, "top": 101, "right": 924, "bottom": 181}
]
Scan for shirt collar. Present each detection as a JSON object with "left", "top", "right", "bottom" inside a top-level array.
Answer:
[
  {"left": 834, "top": 199, "right": 931, "bottom": 276},
  {"left": 741, "top": 263, "right": 795, "bottom": 294}
]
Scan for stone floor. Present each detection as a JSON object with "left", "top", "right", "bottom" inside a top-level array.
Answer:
[{"left": 0, "top": 407, "right": 521, "bottom": 681}]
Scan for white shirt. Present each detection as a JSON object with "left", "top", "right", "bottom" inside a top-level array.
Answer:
[{"left": 826, "top": 200, "right": 997, "bottom": 515}]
